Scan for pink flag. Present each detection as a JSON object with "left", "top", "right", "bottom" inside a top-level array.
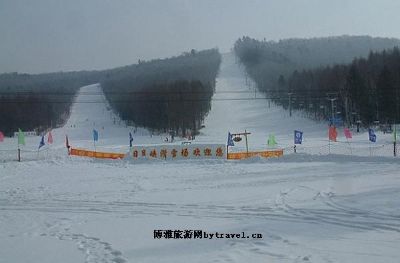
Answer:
[
  {"left": 0, "top": 131, "right": 4, "bottom": 142},
  {"left": 344, "top": 128, "right": 352, "bottom": 139},
  {"left": 47, "top": 131, "right": 53, "bottom": 144}
]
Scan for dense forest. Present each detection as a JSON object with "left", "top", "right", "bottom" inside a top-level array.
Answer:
[
  {"left": 0, "top": 71, "right": 100, "bottom": 136},
  {"left": 283, "top": 48, "right": 400, "bottom": 126},
  {"left": 234, "top": 35, "right": 400, "bottom": 126},
  {"left": 0, "top": 48, "right": 221, "bottom": 137},
  {"left": 101, "top": 49, "right": 221, "bottom": 136}
]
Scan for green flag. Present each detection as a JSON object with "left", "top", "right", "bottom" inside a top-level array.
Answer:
[
  {"left": 18, "top": 128, "right": 25, "bottom": 145},
  {"left": 267, "top": 134, "right": 277, "bottom": 147}
]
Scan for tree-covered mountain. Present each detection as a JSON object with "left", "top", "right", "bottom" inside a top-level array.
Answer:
[
  {"left": 101, "top": 49, "right": 221, "bottom": 136},
  {"left": 0, "top": 71, "right": 100, "bottom": 136},
  {"left": 234, "top": 35, "right": 400, "bottom": 126},
  {"left": 283, "top": 47, "right": 400, "bottom": 126},
  {"left": 0, "top": 48, "right": 221, "bottom": 136},
  {"left": 234, "top": 35, "right": 400, "bottom": 91}
]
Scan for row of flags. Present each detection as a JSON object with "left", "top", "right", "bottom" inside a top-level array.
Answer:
[
  {"left": 0, "top": 129, "right": 56, "bottom": 150},
  {"left": 0, "top": 127, "right": 395, "bottom": 149},
  {"left": 328, "top": 126, "right": 352, "bottom": 142},
  {"left": 227, "top": 127, "right": 383, "bottom": 148},
  {"left": 227, "top": 132, "right": 282, "bottom": 147},
  {"left": 38, "top": 131, "right": 53, "bottom": 149},
  {"left": 0, "top": 129, "right": 54, "bottom": 147},
  {"left": 93, "top": 129, "right": 134, "bottom": 147},
  {"left": 93, "top": 129, "right": 133, "bottom": 147},
  {"left": 228, "top": 131, "right": 301, "bottom": 147},
  {"left": 0, "top": 128, "right": 130, "bottom": 148},
  {"left": 329, "top": 126, "right": 376, "bottom": 143}
]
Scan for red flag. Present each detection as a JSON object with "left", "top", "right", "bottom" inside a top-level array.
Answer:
[
  {"left": 0, "top": 131, "right": 4, "bottom": 142},
  {"left": 66, "top": 135, "right": 70, "bottom": 148},
  {"left": 344, "top": 128, "right": 352, "bottom": 139},
  {"left": 329, "top": 126, "right": 337, "bottom": 142},
  {"left": 47, "top": 131, "right": 53, "bottom": 144}
]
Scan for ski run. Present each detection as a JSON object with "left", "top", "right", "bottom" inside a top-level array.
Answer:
[{"left": 1, "top": 53, "right": 400, "bottom": 263}]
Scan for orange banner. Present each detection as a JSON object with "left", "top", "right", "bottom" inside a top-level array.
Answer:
[
  {"left": 227, "top": 150, "right": 283, "bottom": 160},
  {"left": 69, "top": 148, "right": 125, "bottom": 159},
  {"left": 69, "top": 148, "right": 282, "bottom": 160}
]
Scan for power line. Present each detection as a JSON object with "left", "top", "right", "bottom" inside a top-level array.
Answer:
[
  {"left": 0, "top": 97, "right": 348, "bottom": 104},
  {"left": 1, "top": 93, "right": 399, "bottom": 103},
  {"left": 0, "top": 89, "right": 394, "bottom": 95}
]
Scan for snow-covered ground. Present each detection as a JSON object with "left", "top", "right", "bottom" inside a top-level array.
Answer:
[{"left": 1, "top": 53, "right": 400, "bottom": 263}]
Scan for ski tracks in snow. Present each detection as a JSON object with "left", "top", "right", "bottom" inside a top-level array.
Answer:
[
  {"left": 275, "top": 186, "right": 400, "bottom": 233},
  {"left": 40, "top": 218, "right": 127, "bottom": 263}
]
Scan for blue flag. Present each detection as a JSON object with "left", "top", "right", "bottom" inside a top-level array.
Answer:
[
  {"left": 368, "top": 128, "right": 376, "bottom": 142},
  {"left": 294, "top": 130, "right": 303, "bottom": 144},
  {"left": 227, "top": 132, "right": 234, "bottom": 146},
  {"left": 93, "top": 129, "right": 99, "bottom": 142},
  {"left": 38, "top": 135, "right": 45, "bottom": 149},
  {"left": 129, "top": 132, "right": 133, "bottom": 147}
]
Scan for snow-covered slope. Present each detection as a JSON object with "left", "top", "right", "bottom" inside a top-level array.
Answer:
[
  {"left": 1, "top": 53, "right": 400, "bottom": 263},
  {"left": 53, "top": 84, "right": 151, "bottom": 152},
  {"left": 198, "top": 53, "right": 327, "bottom": 149},
  {"left": 199, "top": 53, "right": 396, "bottom": 157}
]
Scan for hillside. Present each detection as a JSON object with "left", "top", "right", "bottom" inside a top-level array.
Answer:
[
  {"left": 234, "top": 35, "right": 400, "bottom": 90},
  {"left": 234, "top": 35, "right": 400, "bottom": 126},
  {"left": 0, "top": 49, "right": 221, "bottom": 137},
  {"left": 101, "top": 49, "right": 221, "bottom": 136},
  {"left": 284, "top": 47, "right": 400, "bottom": 126}
]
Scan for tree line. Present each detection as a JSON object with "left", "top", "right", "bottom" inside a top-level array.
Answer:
[
  {"left": 101, "top": 49, "right": 221, "bottom": 136},
  {"left": 0, "top": 71, "right": 100, "bottom": 136},
  {"left": 234, "top": 35, "right": 400, "bottom": 126},
  {"left": 284, "top": 47, "right": 400, "bottom": 126},
  {"left": 0, "top": 48, "right": 221, "bottom": 137}
]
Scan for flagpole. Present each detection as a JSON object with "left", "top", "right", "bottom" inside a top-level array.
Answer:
[
  {"left": 17, "top": 129, "right": 24, "bottom": 162},
  {"left": 370, "top": 141, "right": 372, "bottom": 156},
  {"left": 47, "top": 131, "right": 51, "bottom": 159},
  {"left": 17, "top": 138, "right": 20, "bottom": 162},
  {"left": 46, "top": 136, "right": 49, "bottom": 159},
  {"left": 245, "top": 129, "right": 249, "bottom": 157},
  {"left": 394, "top": 123, "right": 397, "bottom": 157},
  {"left": 66, "top": 135, "right": 70, "bottom": 156},
  {"left": 328, "top": 137, "right": 331, "bottom": 155},
  {"left": 369, "top": 140, "right": 372, "bottom": 156},
  {"left": 38, "top": 134, "right": 41, "bottom": 158},
  {"left": 346, "top": 138, "right": 352, "bottom": 155},
  {"left": 93, "top": 130, "right": 97, "bottom": 154},
  {"left": 47, "top": 137, "right": 50, "bottom": 159}
]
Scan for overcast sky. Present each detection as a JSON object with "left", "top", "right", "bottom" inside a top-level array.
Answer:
[{"left": 1, "top": 0, "right": 399, "bottom": 74}]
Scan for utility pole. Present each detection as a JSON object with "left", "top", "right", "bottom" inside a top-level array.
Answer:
[{"left": 288, "top": 92, "right": 293, "bottom": 117}]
